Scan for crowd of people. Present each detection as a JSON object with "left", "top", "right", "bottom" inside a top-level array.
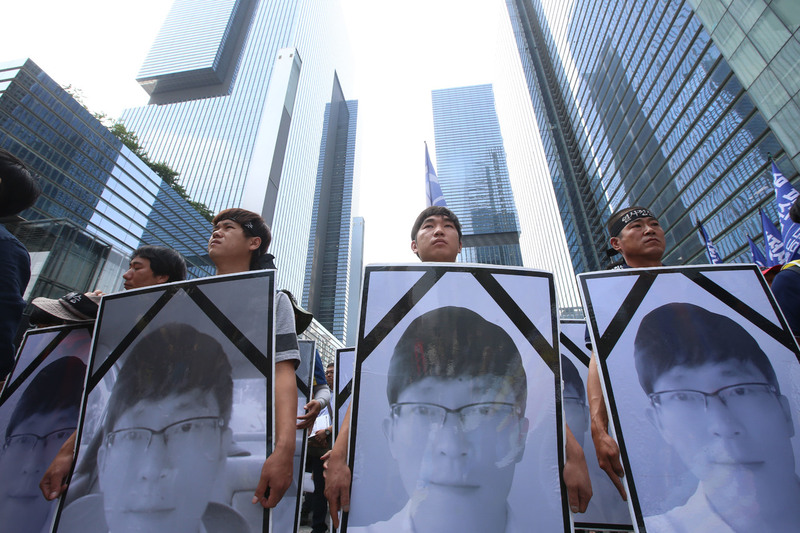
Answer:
[{"left": 2, "top": 146, "right": 799, "bottom": 533}]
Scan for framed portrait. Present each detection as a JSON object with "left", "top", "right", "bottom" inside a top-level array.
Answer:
[
  {"left": 0, "top": 323, "right": 93, "bottom": 533},
  {"left": 52, "top": 271, "right": 277, "bottom": 533},
  {"left": 560, "top": 319, "right": 633, "bottom": 530},
  {"left": 334, "top": 347, "right": 355, "bottom": 439},
  {"left": 579, "top": 265, "right": 800, "bottom": 532},
  {"left": 273, "top": 339, "right": 315, "bottom": 532},
  {"left": 345, "top": 264, "right": 568, "bottom": 532}
]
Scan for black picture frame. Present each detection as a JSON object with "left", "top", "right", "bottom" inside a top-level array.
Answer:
[
  {"left": 51, "top": 271, "right": 276, "bottom": 533},
  {"left": 344, "top": 264, "right": 567, "bottom": 532},
  {"left": 579, "top": 264, "right": 800, "bottom": 532},
  {"left": 0, "top": 323, "right": 93, "bottom": 533}
]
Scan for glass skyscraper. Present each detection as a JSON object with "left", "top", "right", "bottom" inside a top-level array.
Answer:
[
  {"left": 506, "top": 0, "right": 798, "bottom": 270},
  {"left": 120, "top": 0, "right": 353, "bottom": 296},
  {"left": 431, "top": 84, "right": 523, "bottom": 267},
  {"left": 302, "top": 82, "right": 358, "bottom": 342},
  {"left": 0, "top": 58, "right": 215, "bottom": 301}
]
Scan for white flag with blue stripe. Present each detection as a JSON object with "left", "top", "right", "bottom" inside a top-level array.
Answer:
[
  {"left": 772, "top": 161, "right": 800, "bottom": 261},
  {"left": 425, "top": 143, "right": 446, "bottom": 207}
]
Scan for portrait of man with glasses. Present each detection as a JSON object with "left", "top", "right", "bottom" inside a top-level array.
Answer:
[
  {"left": 634, "top": 302, "right": 800, "bottom": 532},
  {"left": 58, "top": 323, "right": 249, "bottom": 533},
  {"left": 350, "top": 305, "right": 530, "bottom": 533},
  {"left": 0, "top": 356, "right": 85, "bottom": 533}
]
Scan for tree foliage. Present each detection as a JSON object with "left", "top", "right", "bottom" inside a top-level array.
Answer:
[{"left": 61, "top": 84, "right": 215, "bottom": 224}]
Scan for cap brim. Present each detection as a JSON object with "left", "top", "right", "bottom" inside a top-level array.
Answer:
[{"left": 31, "top": 297, "right": 83, "bottom": 322}]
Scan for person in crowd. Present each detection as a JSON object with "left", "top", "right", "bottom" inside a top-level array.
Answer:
[
  {"left": 207, "top": 208, "right": 299, "bottom": 509},
  {"left": 58, "top": 324, "right": 249, "bottom": 533},
  {"left": 303, "top": 361, "right": 335, "bottom": 533},
  {"left": 325, "top": 206, "right": 592, "bottom": 527},
  {"left": 770, "top": 196, "right": 800, "bottom": 339},
  {"left": 0, "top": 148, "right": 41, "bottom": 380},
  {"left": 39, "top": 246, "right": 187, "bottom": 501},
  {"left": 121, "top": 245, "right": 187, "bottom": 289},
  {"left": 351, "top": 306, "right": 529, "bottom": 532},
  {"left": 587, "top": 206, "right": 665, "bottom": 501},
  {"left": 635, "top": 303, "right": 800, "bottom": 532},
  {"left": 0, "top": 356, "right": 85, "bottom": 533}
]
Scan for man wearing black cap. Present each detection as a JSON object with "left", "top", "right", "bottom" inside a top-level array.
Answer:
[
  {"left": 588, "top": 206, "right": 665, "bottom": 501},
  {"left": 0, "top": 148, "right": 41, "bottom": 380}
]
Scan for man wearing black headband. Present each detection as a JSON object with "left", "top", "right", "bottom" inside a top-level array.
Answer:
[
  {"left": 588, "top": 206, "right": 665, "bottom": 502},
  {"left": 209, "top": 208, "right": 299, "bottom": 511}
]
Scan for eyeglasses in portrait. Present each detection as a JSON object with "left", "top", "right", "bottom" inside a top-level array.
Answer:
[
  {"left": 579, "top": 265, "right": 800, "bottom": 532},
  {"left": 344, "top": 265, "right": 568, "bottom": 533}
]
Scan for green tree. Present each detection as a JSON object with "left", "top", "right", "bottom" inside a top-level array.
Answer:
[{"left": 62, "top": 84, "right": 215, "bottom": 223}]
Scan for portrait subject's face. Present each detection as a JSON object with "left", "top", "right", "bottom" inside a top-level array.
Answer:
[
  {"left": 384, "top": 375, "right": 527, "bottom": 514},
  {"left": 649, "top": 361, "right": 795, "bottom": 487},
  {"left": 0, "top": 409, "right": 76, "bottom": 529},
  {"left": 97, "top": 391, "right": 228, "bottom": 533}
]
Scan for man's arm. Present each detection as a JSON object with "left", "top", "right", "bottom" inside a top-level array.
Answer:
[
  {"left": 297, "top": 382, "right": 330, "bottom": 430},
  {"left": 563, "top": 424, "right": 592, "bottom": 513},
  {"left": 253, "top": 360, "right": 297, "bottom": 507},
  {"left": 588, "top": 352, "right": 626, "bottom": 500},
  {"left": 40, "top": 430, "right": 77, "bottom": 500},
  {"left": 323, "top": 402, "right": 352, "bottom": 528}
]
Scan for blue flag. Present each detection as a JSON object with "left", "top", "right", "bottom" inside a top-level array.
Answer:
[
  {"left": 771, "top": 161, "right": 800, "bottom": 261},
  {"left": 747, "top": 235, "right": 767, "bottom": 267},
  {"left": 697, "top": 221, "right": 722, "bottom": 264},
  {"left": 425, "top": 143, "right": 446, "bottom": 207},
  {"left": 761, "top": 208, "right": 785, "bottom": 266}
]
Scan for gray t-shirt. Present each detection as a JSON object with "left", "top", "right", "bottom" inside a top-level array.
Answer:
[{"left": 275, "top": 291, "right": 300, "bottom": 367}]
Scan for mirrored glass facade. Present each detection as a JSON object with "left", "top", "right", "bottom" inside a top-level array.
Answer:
[
  {"left": 121, "top": 0, "right": 353, "bottom": 296},
  {"left": 0, "top": 59, "right": 215, "bottom": 301},
  {"left": 507, "top": 0, "right": 799, "bottom": 269},
  {"left": 431, "top": 84, "right": 523, "bottom": 267},
  {"left": 302, "top": 82, "right": 358, "bottom": 342}
]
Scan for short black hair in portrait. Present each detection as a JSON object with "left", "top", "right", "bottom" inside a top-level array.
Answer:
[
  {"left": 131, "top": 246, "right": 187, "bottom": 283},
  {"left": 6, "top": 356, "right": 86, "bottom": 439},
  {"left": 103, "top": 323, "right": 234, "bottom": 435},
  {"left": 410, "top": 206, "right": 463, "bottom": 241},
  {"left": 633, "top": 302, "right": 779, "bottom": 395},
  {"left": 386, "top": 306, "right": 527, "bottom": 413}
]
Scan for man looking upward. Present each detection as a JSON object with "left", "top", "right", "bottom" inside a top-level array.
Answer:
[
  {"left": 207, "top": 208, "right": 299, "bottom": 509},
  {"left": 587, "top": 206, "right": 665, "bottom": 500}
]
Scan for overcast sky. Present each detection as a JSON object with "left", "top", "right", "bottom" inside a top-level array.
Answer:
[{"left": 1, "top": 0, "right": 510, "bottom": 264}]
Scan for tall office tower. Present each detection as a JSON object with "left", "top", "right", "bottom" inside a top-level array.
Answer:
[
  {"left": 0, "top": 59, "right": 214, "bottom": 301},
  {"left": 120, "top": 0, "right": 353, "bottom": 295},
  {"left": 345, "top": 216, "right": 364, "bottom": 346},
  {"left": 506, "top": 0, "right": 799, "bottom": 268},
  {"left": 302, "top": 86, "right": 357, "bottom": 342},
  {"left": 431, "top": 84, "right": 523, "bottom": 267}
]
